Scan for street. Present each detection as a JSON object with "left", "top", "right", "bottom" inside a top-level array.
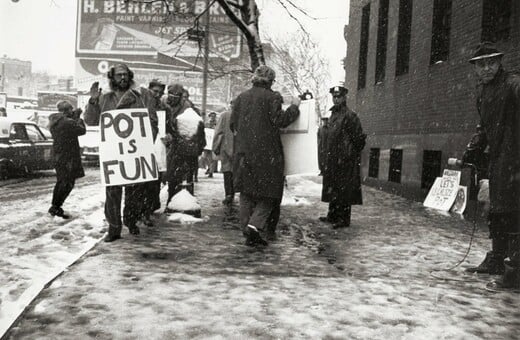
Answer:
[{"left": 1, "top": 170, "right": 518, "bottom": 339}]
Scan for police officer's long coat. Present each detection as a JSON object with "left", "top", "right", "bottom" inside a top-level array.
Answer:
[
  {"left": 465, "top": 68, "right": 520, "bottom": 214},
  {"left": 321, "top": 102, "right": 365, "bottom": 205}
]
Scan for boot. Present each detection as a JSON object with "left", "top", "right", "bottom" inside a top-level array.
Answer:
[
  {"left": 496, "top": 260, "right": 520, "bottom": 289},
  {"left": 465, "top": 251, "right": 505, "bottom": 274},
  {"left": 244, "top": 225, "right": 268, "bottom": 247},
  {"left": 104, "top": 225, "right": 122, "bottom": 243},
  {"left": 128, "top": 225, "right": 140, "bottom": 235}
]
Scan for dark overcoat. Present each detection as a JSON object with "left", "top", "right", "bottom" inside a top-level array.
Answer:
[
  {"left": 321, "top": 102, "right": 365, "bottom": 205},
  {"left": 231, "top": 83, "right": 299, "bottom": 200},
  {"left": 466, "top": 69, "right": 520, "bottom": 214},
  {"left": 49, "top": 113, "right": 86, "bottom": 181},
  {"left": 163, "top": 102, "right": 206, "bottom": 182}
]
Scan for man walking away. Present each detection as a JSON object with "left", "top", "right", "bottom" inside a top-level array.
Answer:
[
  {"left": 48, "top": 101, "right": 86, "bottom": 219},
  {"left": 231, "top": 65, "right": 300, "bottom": 246},
  {"left": 213, "top": 104, "right": 235, "bottom": 205}
]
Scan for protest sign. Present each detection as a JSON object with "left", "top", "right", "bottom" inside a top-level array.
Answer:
[
  {"left": 99, "top": 108, "right": 158, "bottom": 186},
  {"left": 450, "top": 186, "right": 467, "bottom": 214},
  {"left": 204, "top": 128, "right": 215, "bottom": 151},
  {"left": 153, "top": 110, "right": 167, "bottom": 172},
  {"left": 423, "top": 169, "right": 461, "bottom": 211},
  {"left": 281, "top": 99, "right": 319, "bottom": 175}
]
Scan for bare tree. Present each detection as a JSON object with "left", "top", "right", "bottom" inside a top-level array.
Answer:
[{"left": 268, "top": 31, "right": 331, "bottom": 117}]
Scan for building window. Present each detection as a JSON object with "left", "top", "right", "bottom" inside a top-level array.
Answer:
[
  {"left": 430, "top": 0, "right": 452, "bottom": 64},
  {"left": 375, "top": 0, "right": 389, "bottom": 83},
  {"left": 358, "top": 4, "right": 371, "bottom": 89},
  {"left": 482, "top": 0, "right": 511, "bottom": 42},
  {"left": 396, "top": 0, "right": 413, "bottom": 76},
  {"left": 369, "top": 148, "right": 380, "bottom": 178},
  {"left": 421, "top": 150, "right": 442, "bottom": 189},
  {"left": 389, "top": 149, "right": 403, "bottom": 183}
]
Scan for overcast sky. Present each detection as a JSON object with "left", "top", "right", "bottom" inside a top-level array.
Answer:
[{"left": 0, "top": 0, "right": 349, "bottom": 83}]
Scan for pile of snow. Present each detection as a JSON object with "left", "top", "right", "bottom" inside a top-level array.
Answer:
[
  {"left": 166, "top": 189, "right": 201, "bottom": 218},
  {"left": 166, "top": 212, "right": 205, "bottom": 224}
]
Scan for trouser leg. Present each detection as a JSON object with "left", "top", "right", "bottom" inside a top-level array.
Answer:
[
  {"left": 239, "top": 193, "right": 255, "bottom": 231},
  {"left": 223, "top": 171, "right": 234, "bottom": 197},
  {"left": 249, "top": 197, "right": 277, "bottom": 232},
  {"left": 105, "top": 185, "right": 123, "bottom": 235},
  {"left": 167, "top": 177, "right": 182, "bottom": 205},
  {"left": 265, "top": 199, "right": 281, "bottom": 234},
  {"left": 123, "top": 185, "right": 143, "bottom": 228},
  {"left": 52, "top": 178, "right": 75, "bottom": 208}
]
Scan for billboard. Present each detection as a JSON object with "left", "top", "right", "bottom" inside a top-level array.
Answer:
[
  {"left": 37, "top": 91, "right": 78, "bottom": 111},
  {"left": 76, "top": 0, "right": 241, "bottom": 61},
  {"left": 75, "top": 58, "right": 230, "bottom": 106}
]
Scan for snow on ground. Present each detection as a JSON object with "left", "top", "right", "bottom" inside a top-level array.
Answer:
[
  {"left": 0, "top": 169, "right": 106, "bottom": 337},
  {"left": 3, "top": 171, "right": 520, "bottom": 339}
]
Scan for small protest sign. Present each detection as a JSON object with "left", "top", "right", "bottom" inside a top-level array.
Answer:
[
  {"left": 450, "top": 186, "right": 467, "bottom": 214},
  {"left": 99, "top": 108, "right": 158, "bottom": 186},
  {"left": 423, "top": 169, "right": 461, "bottom": 211},
  {"left": 153, "top": 110, "right": 167, "bottom": 172},
  {"left": 204, "top": 128, "right": 215, "bottom": 151},
  {"left": 281, "top": 99, "right": 319, "bottom": 175}
]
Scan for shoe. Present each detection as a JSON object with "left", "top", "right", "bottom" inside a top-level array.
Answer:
[
  {"left": 319, "top": 216, "right": 336, "bottom": 223},
  {"left": 465, "top": 252, "right": 505, "bottom": 275},
  {"left": 222, "top": 195, "right": 234, "bottom": 205},
  {"left": 208, "top": 173, "right": 213, "bottom": 178},
  {"left": 49, "top": 206, "right": 70, "bottom": 219},
  {"left": 128, "top": 226, "right": 140, "bottom": 235},
  {"left": 104, "top": 234, "right": 121, "bottom": 242},
  {"left": 244, "top": 225, "right": 268, "bottom": 247},
  {"left": 332, "top": 220, "right": 350, "bottom": 229},
  {"left": 142, "top": 216, "right": 154, "bottom": 227}
]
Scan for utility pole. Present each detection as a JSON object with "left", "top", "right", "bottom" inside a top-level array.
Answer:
[{"left": 201, "top": 0, "right": 211, "bottom": 119}]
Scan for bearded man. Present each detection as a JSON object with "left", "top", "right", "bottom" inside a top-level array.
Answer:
[{"left": 84, "top": 64, "right": 157, "bottom": 242}]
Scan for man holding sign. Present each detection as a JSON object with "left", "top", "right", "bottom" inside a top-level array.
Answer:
[{"left": 85, "top": 64, "right": 158, "bottom": 242}]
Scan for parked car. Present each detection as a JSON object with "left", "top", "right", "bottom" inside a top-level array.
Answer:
[
  {"left": 78, "top": 125, "right": 100, "bottom": 162},
  {"left": 0, "top": 117, "right": 54, "bottom": 178}
]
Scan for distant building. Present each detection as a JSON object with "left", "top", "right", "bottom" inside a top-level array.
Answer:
[
  {"left": 344, "top": 0, "right": 519, "bottom": 200},
  {"left": 0, "top": 56, "right": 32, "bottom": 96}
]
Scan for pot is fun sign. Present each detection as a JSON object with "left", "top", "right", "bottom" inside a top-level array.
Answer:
[{"left": 99, "top": 108, "right": 158, "bottom": 186}]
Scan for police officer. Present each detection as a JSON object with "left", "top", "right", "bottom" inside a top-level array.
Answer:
[{"left": 462, "top": 42, "right": 520, "bottom": 290}]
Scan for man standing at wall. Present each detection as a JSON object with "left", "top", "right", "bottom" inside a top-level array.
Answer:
[
  {"left": 84, "top": 64, "right": 157, "bottom": 242},
  {"left": 231, "top": 65, "right": 300, "bottom": 246},
  {"left": 319, "top": 86, "right": 366, "bottom": 229},
  {"left": 462, "top": 42, "right": 520, "bottom": 290},
  {"left": 48, "top": 101, "right": 86, "bottom": 219}
]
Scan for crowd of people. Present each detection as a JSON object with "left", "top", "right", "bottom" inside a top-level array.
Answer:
[{"left": 45, "top": 41, "right": 519, "bottom": 290}]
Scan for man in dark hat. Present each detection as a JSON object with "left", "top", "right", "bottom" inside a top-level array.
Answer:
[
  {"left": 317, "top": 116, "right": 329, "bottom": 176},
  {"left": 319, "top": 85, "right": 366, "bottom": 229},
  {"left": 48, "top": 101, "right": 86, "bottom": 219},
  {"left": 461, "top": 42, "right": 520, "bottom": 290}
]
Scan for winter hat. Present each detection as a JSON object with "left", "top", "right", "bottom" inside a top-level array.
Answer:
[
  {"left": 252, "top": 65, "right": 276, "bottom": 83},
  {"left": 469, "top": 41, "right": 504, "bottom": 64},
  {"left": 168, "top": 83, "right": 184, "bottom": 96},
  {"left": 149, "top": 79, "right": 165, "bottom": 90}
]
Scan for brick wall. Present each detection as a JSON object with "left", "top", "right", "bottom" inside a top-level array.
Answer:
[{"left": 345, "top": 0, "right": 520, "bottom": 199}]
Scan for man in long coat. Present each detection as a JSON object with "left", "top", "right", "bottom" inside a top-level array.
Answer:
[
  {"left": 231, "top": 65, "right": 300, "bottom": 246},
  {"left": 461, "top": 42, "right": 520, "bottom": 290},
  {"left": 320, "top": 86, "right": 366, "bottom": 229},
  {"left": 213, "top": 104, "right": 235, "bottom": 205},
  {"left": 48, "top": 100, "right": 86, "bottom": 219},
  {"left": 85, "top": 64, "right": 157, "bottom": 242}
]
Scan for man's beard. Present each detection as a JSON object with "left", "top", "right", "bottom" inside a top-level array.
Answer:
[{"left": 109, "top": 78, "right": 132, "bottom": 91}]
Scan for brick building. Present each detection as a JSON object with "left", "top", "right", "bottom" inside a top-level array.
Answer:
[{"left": 344, "top": 0, "right": 519, "bottom": 200}]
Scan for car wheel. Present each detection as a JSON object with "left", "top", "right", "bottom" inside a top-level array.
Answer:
[{"left": 0, "top": 161, "right": 10, "bottom": 180}]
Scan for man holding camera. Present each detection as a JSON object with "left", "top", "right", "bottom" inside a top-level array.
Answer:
[
  {"left": 48, "top": 100, "right": 86, "bottom": 219},
  {"left": 85, "top": 63, "right": 157, "bottom": 242},
  {"left": 462, "top": 42, "right": 520, "bottom": 290}
]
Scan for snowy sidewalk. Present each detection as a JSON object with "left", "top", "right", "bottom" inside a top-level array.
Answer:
[{"left": 4, "top": 173, "right": 519, "bottom": 340}]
